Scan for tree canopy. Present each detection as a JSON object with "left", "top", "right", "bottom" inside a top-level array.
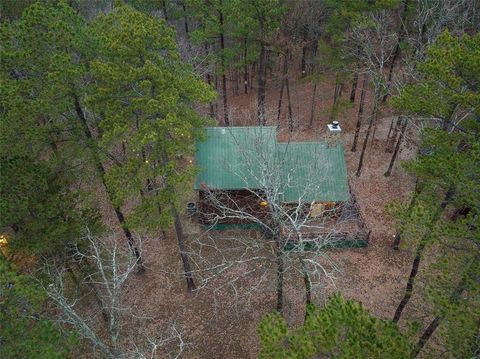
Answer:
[
  {"left": 0, "top": 1, "right": 478, "bottom": 357},
  {"left": 0, "top": 1, "right": 99, "bottom": 258},
  {"left": 389, "top": 30, "right": 480, "bottom": 356},
  {"left": 0, "top": 258, "right": 76, "bottom": 358},
  {"left": 258, "top": 293, "right": 412, "bottom": 358},
  {"left": 89, "top": 3, "right": 215, "bottom": 232}
]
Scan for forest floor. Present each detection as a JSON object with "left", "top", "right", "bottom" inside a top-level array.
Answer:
[{"left": 84, "top": 74, "right": 430, "bottom": 358}]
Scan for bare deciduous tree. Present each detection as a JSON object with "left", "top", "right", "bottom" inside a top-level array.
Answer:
[
  {"left": 384, "top": 116, "right": 408, "bottom": 177},
  {"left": 44, "top": 231, "right": 185, "bottom": 358},
  {"left": 186, "top": 127, "right": 367, "bottom": 317},
  {"left": 348, "top": 11, "right": 398, "bottom": 176},
  {"left": 409, "top": 0, "right": 478, "bottom": 62}
]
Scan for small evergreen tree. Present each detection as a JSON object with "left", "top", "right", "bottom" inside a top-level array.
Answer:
[
  {"left": 258, "top": 293, "right": 412, "bottom": 358},
  {"left": 0, "top": 258, "right": 77, "bottom": 358}
]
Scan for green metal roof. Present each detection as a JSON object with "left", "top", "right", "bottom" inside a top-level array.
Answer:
[
  {"left": 194, "top": 126, "right": 349, "bottom": 202},
  {"left": 194, "top": 126, "right": 277, "bottom": 190},
  {"left": 276, "top": 142, "right": 349, "bottom": 202}
]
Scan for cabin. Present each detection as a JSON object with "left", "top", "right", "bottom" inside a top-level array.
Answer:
[{"left": 192, "top": 126, "right": 369, "bottom": 247}]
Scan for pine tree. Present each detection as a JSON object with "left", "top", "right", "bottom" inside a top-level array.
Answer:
[
  {"left": 258, "top": 293, "right": 412, "bottom": 358},
  {"left": 322, "top": 0, "right": 399, "bottom": 123},
  {"left": 389, "top": 31, "right": 480, "bottom": 355},
  {"left": 89, "top": 4, "right": 215, "bottom": 290},
  {"left": 0, "top": 258, "right": 77, "bottom": 358},
  {"left": 231, "top": 0, "right": 285, "bottom": 125},
  {"left": 0, "top": 2, "right": 99, "bottom": 260},
  {"left": 187, "top": 0, "right": 232, "bottom": 124}
]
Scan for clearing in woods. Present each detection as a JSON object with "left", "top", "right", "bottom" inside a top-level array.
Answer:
[{"left": 111, "top": 75, "right": 422, "bottom": 358}]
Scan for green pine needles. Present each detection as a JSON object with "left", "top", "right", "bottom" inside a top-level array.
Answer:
[{"left": 258, "top": 293, "right": 412, "bottom": 359}]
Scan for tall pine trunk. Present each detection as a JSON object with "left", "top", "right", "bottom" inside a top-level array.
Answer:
[
  {"left": 206, "top": 72, "right": 216, "bottom": 119},
  {"left": 280, "top": 52, "right": 293, "bottom": 125},
  {"left": 413, "top": 316, "right": 441, "bottom": 357},
  {"left": 392, "top": 240, "right": 426, "bottom": 323},
  {"left": 219, "top": 6, "right": 229, "bottom": 125},
  {"left": 386, "top": 116, "right": 403, "bottom": 152},
  {"left": 393, "top": 189, "right": 454, "bottom": 322},
  {"left": 384, "top": 117, "right": 408, "bottom": 176},
  {"left": 233, "top": 68, "right": 239, "bottom": 95},
  {"left": 301, "top": 258, "right": 312, "bottom": 322},
  {"left": 161, "top": 0, "right": 168, "bottom": 21},
  {"left": 301, "top": 259, "right": 312, "bottom": 306},
  {"left": 350, "top": 69, "right": 359, "bottom": 103},
  {"left": 393, "top": 179, "right": 420, "bottom": 250},
  {"left": 300, "top": 45, "right": 307, "bottom": 76},
  {"left": 73, "top": 95, "right": 144, "bottom": 273},
  {"left": 413, "top": 254, "right": 476, "bottom": 356},
  {"left": 285, "top": 77, "right": 293, "bottom": 131},
  {"left": 160, "top": 149, "right": 196, "bottom": 291},
  {"left": 257, "top": 42, "right": 267, "bottom": 125},
  {"left": 330, "top": 73, "right": 340, "bottom": 121},
  {"left": 182, "top": 1, "right": 192, "bottom": 52},
  {"left": 309, "top": 82, "right": 318, "bottom": 128},
  {"left": 173, "top": 209, "right": 196, "bottom": 291},
  {"left": 244, "top": 38, "right": 248, "bottom": 94},
  {"left": 355, "top": 88, "right": 379, "bottom": 177},
  {"left": 308, "top": 41, "right": 319, "bottom": 128},
  {"left": 371, "top": 110, "right": 380, "bottom": 145},
  {"left": 275, "top": 237, "right": 284, "bottom": 314},
  {"left": 310, "top": 39, "right": 318, "bottom": 74},
  {"left": 386, "top": 117, "right": 395, "bottom": 139},
  {"left": 204, "top": 44, "right": 216, "bottom": 119},
  {"left": 385, "top": 117, "right": 396, "bottom": 149},
  {"left": 276, "top": 53, "right": 287, "bottom": 125},
  {"left": 383, "top": 0, "right": 409, "bottom": 103},
  {"left": 181, "top": 2, "right": 190, "bottom": 42},
  {"left": 351, "top": 73, "right": 369, "bottom": 152},
  {"left": 250, "top": 62, "right": 255, "bottom": 91}
]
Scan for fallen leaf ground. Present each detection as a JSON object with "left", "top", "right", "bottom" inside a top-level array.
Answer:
[{"left": 79, "top": 73, "right": 432, "bottom": 358}]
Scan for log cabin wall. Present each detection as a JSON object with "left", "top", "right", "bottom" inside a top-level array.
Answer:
[
  {"left": 198, "top": 190, "right": 344, "bottom": 225},
  {"left": 198, "top": 189, "right": 270, "bottom": 225}
]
